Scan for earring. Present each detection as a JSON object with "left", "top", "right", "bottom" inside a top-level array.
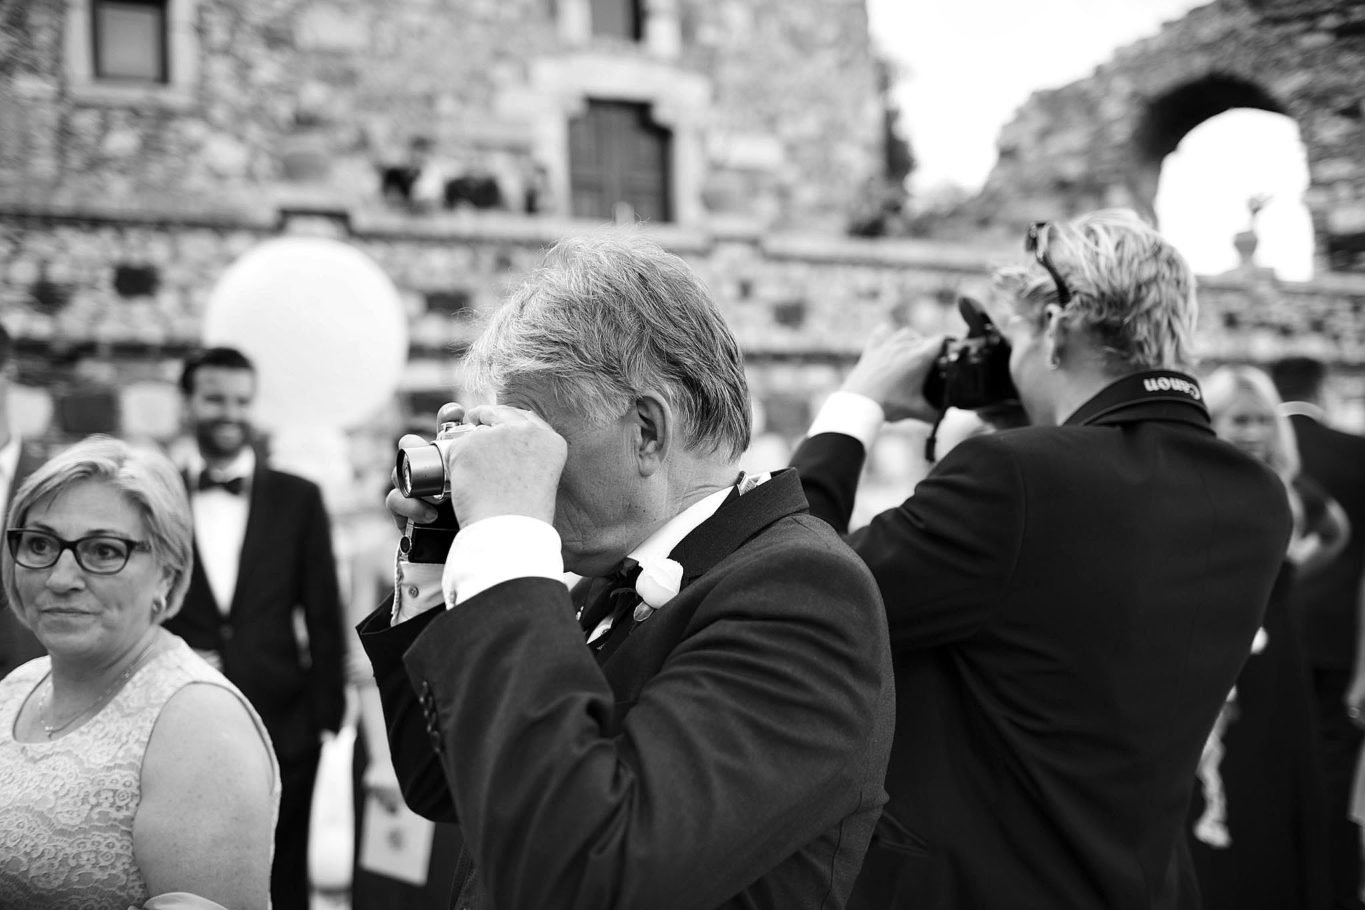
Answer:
[{"left": 151, "top": 597, "right": 166, "bottom": 616}]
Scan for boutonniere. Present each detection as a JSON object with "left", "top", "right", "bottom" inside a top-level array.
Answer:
[{"left": 632, "top": 557, "right": 683, "bottom": 623}]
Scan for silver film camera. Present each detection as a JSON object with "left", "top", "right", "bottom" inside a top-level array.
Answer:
[{"left": 395, "top": 421, "right": 478, "bottom": 500}]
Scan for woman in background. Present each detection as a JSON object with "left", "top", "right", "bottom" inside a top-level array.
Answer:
[
  {"left": 0, "top": 436, "right": 278, "bottom": 910},
  {"left": 1189, "top": 364, "right": 1347, "bottom": 910}
]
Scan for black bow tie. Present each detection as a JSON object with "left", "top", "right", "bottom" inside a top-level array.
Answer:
[
  {"left": 198, "top": 472, "right": 246, "bottom": 495},
  {"left": 578, "top": 559, "right": 642, "bottom": 645}
]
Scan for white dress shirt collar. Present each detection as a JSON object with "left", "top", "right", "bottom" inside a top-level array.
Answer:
[{"left": 627, "top": 485, "right": 735, "bottom": 568}]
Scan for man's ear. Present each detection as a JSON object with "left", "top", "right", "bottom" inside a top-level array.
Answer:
[{"left": 634, "top": 394, "right": 671, "bottom": 477}]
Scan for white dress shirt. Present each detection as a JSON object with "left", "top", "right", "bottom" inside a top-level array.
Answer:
[
  {"left": 188, "top": 448, "right": 255, "bottom": 615},
  {"left": 391, "top": 475, "right": 770, "bottom": 626}
]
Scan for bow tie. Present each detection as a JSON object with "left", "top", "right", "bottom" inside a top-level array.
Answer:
[
  {"left": 578, "top": 559, "right": 641, "bottom": 647},
  {"left": 198, "top": 472, "right": 246, "bottom": 495}
]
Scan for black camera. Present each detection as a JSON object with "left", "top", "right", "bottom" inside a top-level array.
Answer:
[
  {"left": 395, "top": 421, "right": 478, "bottom": 501},
  {"left": 922, "top": 296, "right": 1020, "bottom": 412}
]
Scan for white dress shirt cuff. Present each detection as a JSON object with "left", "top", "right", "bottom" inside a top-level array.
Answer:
[
  {"left": 442, "top": 515, "right": 565, "bottom": 607},
  {"left": 807, "top": 391, "right": 886, "bottom": 450}
]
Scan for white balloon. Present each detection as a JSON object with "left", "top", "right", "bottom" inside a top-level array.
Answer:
[{"left": 203, "top": 237, "right": 408, "bottom": 431}]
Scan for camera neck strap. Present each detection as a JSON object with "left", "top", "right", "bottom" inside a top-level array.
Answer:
[{"left": 1064, "top": 370, "right": 1208, "bottom": 428}]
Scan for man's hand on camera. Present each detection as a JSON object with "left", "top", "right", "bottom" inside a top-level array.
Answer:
[
  {"left": 443, "top": 403, "right": 566, "bottom": 528},
  {"left": 841, "top": 325, "right": 947, "bottom": 423}
]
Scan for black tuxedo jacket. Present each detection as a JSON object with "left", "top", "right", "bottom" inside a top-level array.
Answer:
[
  {"left": 792, "top": 377, "right": 1292, "bottom": 910},
  {"left": 0, "top": 441, "right": 51, "bottom": 679},
  {"left": 164, "top": 461, "right": 345, "bottom": 759},
  {"left": 1288, "top": 413, "right": 1365, "bottom": 669},
  {"left": 357, "top": 469, "right": 895, "bottom": 910}
]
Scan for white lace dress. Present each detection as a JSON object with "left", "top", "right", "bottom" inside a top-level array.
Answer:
[{"left": 0, "top": 635, "right": 279, "bottom": 910}]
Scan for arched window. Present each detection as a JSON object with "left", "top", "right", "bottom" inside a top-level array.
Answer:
[{"left": 1155, "top": 109, "right": 1313, "bottom": 281}]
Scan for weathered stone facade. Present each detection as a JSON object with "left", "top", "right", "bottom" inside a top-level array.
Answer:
[
  {"left": 3, "top": 202, "right": 1362, "bottom": 421},
  {"left": 972, "top": 0, "right": 1365, "bottom": 271},
  {"left": 0, "top": 0, "right": 883, "bottom": 232}
]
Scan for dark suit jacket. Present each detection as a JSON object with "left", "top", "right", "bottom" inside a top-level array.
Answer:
[
  {"left": 0, "top": 440, "right": 51, "bottom": 679},
  {"left": 791, "top": 377, "right": 1292, "bottom": 910},
  {"left": 357, "top": 469, "right": 895, "bottom": 910},
  {"left": 1288, "top": 413, "right": 1365, "bottom": 670},
  {"left": 164, "top": 461, "right": 345, "bottom": 760}
]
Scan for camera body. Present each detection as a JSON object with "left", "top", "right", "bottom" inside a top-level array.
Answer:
[
  {"left": 395, "top": 421, "right": 478, "bottom": 501},
  {"left": 922, "top": 297, "right": 1020, "bottom": 412}
]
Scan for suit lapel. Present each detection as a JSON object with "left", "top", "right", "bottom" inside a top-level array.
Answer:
[
  {"left": 668, "top": 468, "right": 809, "bottom": 583},
  {"left": 597, "top": 469, "right": 810, "bottom": 673}
]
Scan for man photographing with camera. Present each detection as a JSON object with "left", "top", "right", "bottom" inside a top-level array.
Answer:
[
  {"left": 358, "top": 231, "right": 894, "bottom": 909},
  {"left": 792, "top": 209, "right": 1293, "bottom": 910}
]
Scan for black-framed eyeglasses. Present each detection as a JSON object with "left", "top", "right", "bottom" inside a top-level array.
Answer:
[
  {"left": 6, "top": 529, "right": 150, "bottom": 575},
  {"left": 1024, "top": 221, "right": 1073, "bottom": 305}
]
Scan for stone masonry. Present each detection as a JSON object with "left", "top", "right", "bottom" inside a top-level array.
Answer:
[
  {"left": 971, "top": 0, "right": 1365, "bottom": 272},
  {"left": 0, "top": 0, "right": 883, "bottom": 232}
]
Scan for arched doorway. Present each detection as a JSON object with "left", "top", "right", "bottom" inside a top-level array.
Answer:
[
  {"left": 1135, "top": 75, "right": 1314, "bottom": 281},
  {"left": 1154, "top": 108, "right": 1314, "bottom": 280}
]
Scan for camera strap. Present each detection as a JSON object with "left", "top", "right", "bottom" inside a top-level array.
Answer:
[
  {"left": 1065, "top": 370, "right": 1208, "bottom": 428},
  {"left": 926, "top": 370, "right": 1208, "bottom": 464}
]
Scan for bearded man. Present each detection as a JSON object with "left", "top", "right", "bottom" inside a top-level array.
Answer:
[{"left": 163, "top": 346, "right": 346, "bottom": 910}]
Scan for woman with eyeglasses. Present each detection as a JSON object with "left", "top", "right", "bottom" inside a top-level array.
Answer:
[
  {"left": 0, "top": 435, "right": 279, "bottom": 910},
  {"left": 1186, "top": 364, "right": 1344, "bottom": 910}
]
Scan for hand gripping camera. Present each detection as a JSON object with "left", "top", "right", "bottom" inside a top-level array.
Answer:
[
  {"left": 395, "top": 421, "right": 478, "bottom": 501},
  {"left": 919, "top": 297, "right": 1024, "bottom": 462},
  {"left": 921, "top": 296, "right": 1020, "bottom": 412}
]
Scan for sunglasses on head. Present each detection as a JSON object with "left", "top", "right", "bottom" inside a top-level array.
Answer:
[{"left": 1024, "top": 222, "right": 1073, "bottom": 306}]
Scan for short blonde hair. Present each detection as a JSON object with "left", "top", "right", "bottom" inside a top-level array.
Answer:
[
  {"left": 1203, "top": 364, "right": 1301, "bottom": 482},
  {"left": 3, "top": 435, "right": 193, "bottom": 623},
  {"left": 993, "top": 209, "right": 1198, "bottom": 373}
]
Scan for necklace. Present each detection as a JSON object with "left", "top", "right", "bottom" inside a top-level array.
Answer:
[{"left": 38, "top": 637, "right": 158, "bottom": 739}]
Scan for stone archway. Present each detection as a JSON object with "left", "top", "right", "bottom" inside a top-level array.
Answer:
[
  {"left": 1129, "top": 74, "right": 1287, "bottom": 225},
  {"left": 969, "top": 0, "right": 1365, "bottom": 272}
]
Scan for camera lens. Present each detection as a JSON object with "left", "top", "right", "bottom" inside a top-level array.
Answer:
[{"left": 395, "top": 441, "right": 449, "bottom": 500}]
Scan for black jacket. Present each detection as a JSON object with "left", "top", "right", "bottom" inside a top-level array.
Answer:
[
  {"left": 792, "top": 372, "right": 1292, "bottom": 910},
  {"left": 164, "top": 462, "right": 345, "bottom": 759},
  {"left": 358, "top": 470, "right": 895, "bottom": 910},
  {"left": 1288, "top": 413, "right": 1365, "bottom": 670}
]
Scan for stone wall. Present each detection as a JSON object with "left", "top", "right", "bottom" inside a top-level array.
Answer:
[
  {"left": 4, "top": 200, "right": 1362, "bottom": 416},
  {"left": 969, "top": 0, "right": 1365, "bottom": 271},
  {"left": 4, "top": 200, "right": 1364, "bottom": 519},
  {"left": 0, "top": 0, "right": 883, "bottom": 232}
]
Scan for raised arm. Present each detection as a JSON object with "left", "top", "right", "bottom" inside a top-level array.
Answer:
[{"left": 406, "top": 542, "right": 889, "bottom": 910}]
